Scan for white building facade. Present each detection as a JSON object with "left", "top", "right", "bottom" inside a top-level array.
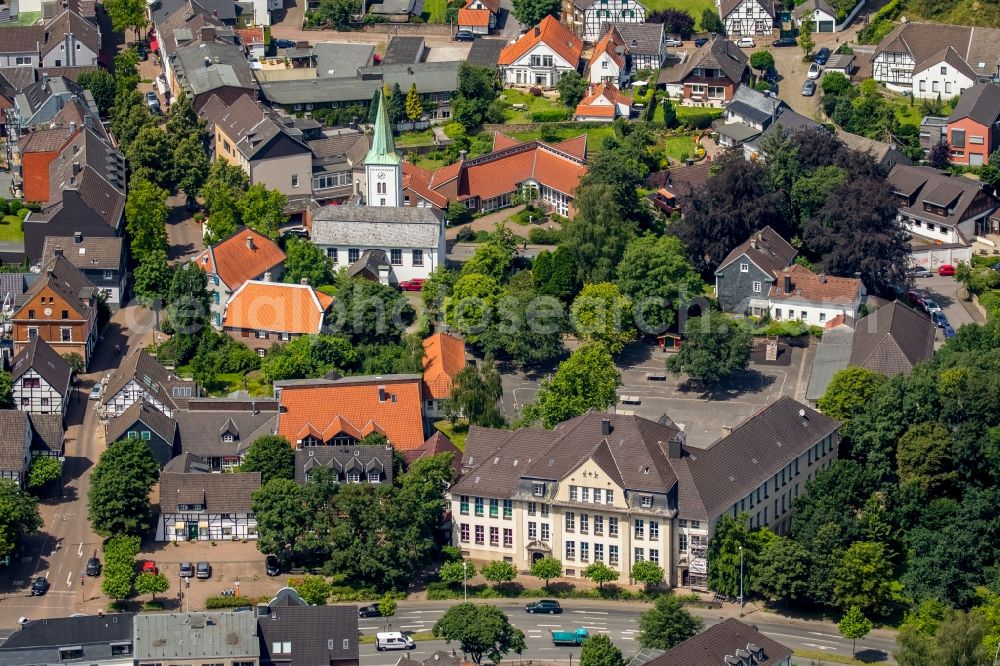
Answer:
[
  {"left": 911, "top": 57, "right": 975, "bottom": 100},
  {"left": 721, "top": 0, "right": 773, "bottom": 36}
]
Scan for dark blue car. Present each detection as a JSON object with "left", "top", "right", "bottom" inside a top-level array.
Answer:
[
  {"left": 694, "top": 37, "right": 709, "bottom": 47},
  {"left": 814, "top": 47, "right": 830, "bottom": 65},
  {"left": 943, "top": 325, "right": 957, "bottom": 339}
]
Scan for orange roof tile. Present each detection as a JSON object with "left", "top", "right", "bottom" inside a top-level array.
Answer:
[
  {"left": 222, "top": 281, "right": 333, "bottom": 335},
  {"left": 403, "top": 162, "right": 450, "bottom": 208},
  {"left": 575, "top": 104, "right": 617, "bottom": 117},
  {"left": 422, "top": 332, "right": 467, "bottom": 400},
  {"left": 235, "top": 26, "right": 265, "bottom": 45},
  {"left": 769, "top": 264, "right": 864, "bottom": 306},
  {"left": 549, "top": 135, "right": 587, "bottom": 159},
  {"left": 575, "top": 83, "right": 633, "bottom": 117},
  {"left": 277, "top": 377, "right": 426, "bottom": 450},
  {"left": 193, "top": 227, "right": 286, "bottom": 292},
  {"left": 465, "top": 0, "right": 500, "bottom": 14},
  {"left": 492, "top": 132, "right": 523, "bottom": 151},
  {"left": 458, "top": 7, "right": 491, "bottom": 25},
  {"left": 589, "top": 28, "right": 625, "bottom": 71},
  {"left": 498, "top": 15, "right": 583, "bottom": 67}
]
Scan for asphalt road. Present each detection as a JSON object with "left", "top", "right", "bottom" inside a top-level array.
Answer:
[{"left": 357, "top": 600, "right": 896, "bottom": 666}]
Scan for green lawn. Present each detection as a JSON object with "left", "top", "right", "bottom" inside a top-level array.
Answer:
[
  {"left": 0, "top": 218, "right": 24, "bottom": 243},
  {"left": 641, "top": 0, "right": 716, "bottom": 29},
  {"left": 434, "top": 419, "right": 469, "bottom": 451},
  {"left": 423, "top": 0, "right": 447, "bottom": 22},
  {"left": 507, "top": 125, "right": 615, "bottom": 152},
  {"left": 397, "top": 129, "right": 436, "bottom": 147},
  {"left": 500, "top": 90, "right": 570, "bottom": 124},
  {"left": 675, "top": 105, "right": 724, "bottom": 128},
  {"left": 885, "top": 93, "right": 954, "bottom": 129},
  {"left": 662, "top": 134, "right": 699, "bottom": 161}
]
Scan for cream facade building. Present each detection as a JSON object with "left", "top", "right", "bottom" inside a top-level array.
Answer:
[{"left": 451, "top": 397, "right": 840, "bottom": 587}]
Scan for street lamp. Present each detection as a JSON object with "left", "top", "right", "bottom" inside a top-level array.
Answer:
[
  {"left": 738, "top": 545, "right": 744, "bottom": 616},
  {"left": 569, "top": 652, "right": 573, "bottom": 666},
  {"left": 462, "top": 561, "right": 468, "bottom": 602}
]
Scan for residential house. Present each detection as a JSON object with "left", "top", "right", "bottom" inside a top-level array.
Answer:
[
  {"left": 467, "top": 38, "right": 509, "bottom": 68},
  {"left": 15, "top": 95, "right": 100, "bottom": 203},
  {"left": 152, "top": 0, "right": 233, "bottom": 98},
  {"left": 0, "top": 613, "right": 135, "bottom": 666},
  {"left": 0, "top": 26, "right": 43, "bottom": 68},
  {"left": 235, "top": 26, "right": 267, "bottom": 58},
  {"left": 564, "top": 0, "right": 646, "bottom": 43},
  {"left": 945, "top": 83, "right": 1000, "bottom": 166},
  {"left": 134, "top": 613, "right": 259, "bottom": 664},
  {"left": 307, "top": 129, "right": 369, "bottom": 205},
  {"left": 381, "top": 36, "right": 427, "bottom": 65},
  {"left": 170, "top": 27, "right": 256, "bottom": 111},
  {"left": 769, "top": 264, "right": 865, "bottom": 324},
  {"left": 658, "top": 35, "right": 748, "bottom": 106},
  {"left": 887, "top": 164, "right": 999, "bottom": 242},
  {"left": 920, "top": 116, "right": 948, "bottom": 153},
  {"left": 793, "top": 0, "right": 838, "bottom": 32},
  {"left": 824, "top": 53, "right": 854, "bottom": 75},
  {"left": 714, "top": 226, "right": 797, "bottom": 315},
  {"left": 835, "top": 130, "right": 912, "bottom": 170},
  {"left": 421, "top": 331, "right": 467, "bottom": 418},
  {"left": 574, "top": 82, "right": 633, "bottom": 121},
  {"left": 222, "top": 280, "right": 334, "bottom": 351},
  {"left": 586, "top": 25, "right": 629, "bottom": 86},
  {"left": 403, "top": 132, "right": 589, "bottom": 216},
  {"left": 713, "top": 84, "right": 780, "bottom": 147},
  {"left": 294, "top": 445, "right": 395, "bottom": 485},
  {"left": 275, "top": 375, "right": 427, "bottom": 451},
  {"left": 498, "top": 16, "right": 584, "bottom": 88},
  {"left": 39, "top": 10, "right": 101, "bottom": 69},
  {"left": 0, "top": 410, "right": 33, "bottom": 485},
  {"left": 645, "top": 162, "right": 712, "bottom": 217},
  {"left": 192, "top": 227, "right": 286, "bottom": 329},
  {"left": 452, "top": 399, "right": 840, "bottom": 585},
  {"left": 598, "top": 22, "right": 667, "bottom": 71},
  {"left": 156, "top": 470, "right": 262, "bottom": 541},
  {"left": 22, "top": 120, "right": 126, "bottom": 262},
  {"left": 100, "top": 348, "right": 198, "bottom": 418},
  {"left": 257, "top": 590, "right": 360, "bottom": 666},
  {"left": 804, "top": 315, "right": 857, "bottom": 404},
  {"left": 648, "top": 619, "right": 792, "bottom": 666},
  {"left": 871, "top": 23, "right": 1000, "bottom": 97},
  {"left": 311, "top": 206, "right": 446, "bottom": 284},
  {"left": 12, "top": 253, "right": 98, "bottom": 367},
  {"left": 720, "top": 0, "right": 774, "bottom": 36},
  {"left": 457, "top": 0, "right": 500, "bottom": 35},
  {"left": 175, "top": 398, "right": 279, "bottom": 471},
  {"left": 365, "top": 0, "right": 421, "bottom": 22},
  {"left": 28, "top": 412, "right": 64, "bottom": 457},
  {"left": 4, "top": 75, "right": 96, "bottom": 144},
  {"left": 42, "top": 234, "right": 128, "bottom": 307},
  {"left": 11, "top": 336, "right": 71, "bottom": 417},
  {"left": 106, "top": 400, "right": 178, "bottom": 467},
  {"left": 742, "top": 107, "right": 823, "bottom": 158}
]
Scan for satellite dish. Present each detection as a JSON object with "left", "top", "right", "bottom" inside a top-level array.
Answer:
[{"left": 798, "top": 409, "right": 806, "bottom": 418}]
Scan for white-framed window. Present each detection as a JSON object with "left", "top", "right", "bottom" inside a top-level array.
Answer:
[
  {"left": 412, "top": 249, "right": 423, "bottom": 266},
  {"left": 752, "top": 281, "right": 762, "bottom": 293},
  {"left": 570, "top": 485, "right": 578, "bottom": 500},
  {"left": 348, "top": 471, "right": 361, "bottom": 483},
  {"left": 679, "top": 533, "right": 688, "bottom": 552},
  {"left": 291, "top": 174, "right": 299, "bottom": 188},
  {"left": 103, "top": 270, "right": 114, "bottom": 280},
  {"left": 641, "top": 495, "right": 652, "bottom": 508},
  {"left": 609, "top": 545, "right": 619, "bottom": 565},
  {"left": 256, "top": 330, "right": 268, "bottom": 339},
  {"left": 390, "top": 249, "right": 402, "bottom": 265},
  {"left": 368, "top": 471, "right": 380, "bottom": 483},
  {"left": 541, "top": 523, "right": 550, "bottom": 540},
  {"left": 609, "top": 516, "right": 618, "bottom": 536},
  {"left": 580, "top": 542, "right": 589, "bottom": 562},
  {"left": 634, "top": 519, "right": 644, "bottom": 538},
  {"left": 60, "top": 327, "right": 72, "bottom": 342},
  {"left": 650, "top": 520, "right": 659, "bottom": 539},
  {"left": 528, "top": 521, "right": 537, "bottom": 539},
  {"left": 740, "top": 262, "right": 749, "bottom": 272},
  {"left": 348, "top": 249, "right": 360, "bottom": 263},
  {"left": 565, "top": 511, "right": 575, "bottom": 531},
  {"left": 326, "top": 248, "right": 338, "bottom": 262},
  {"left": 566, "top": 540, "right": 575, "bottom": 559}
]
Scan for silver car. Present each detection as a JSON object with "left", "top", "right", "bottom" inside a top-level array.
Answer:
[{"left": 802, "top": 79, "right": 816, "bottom": 96}]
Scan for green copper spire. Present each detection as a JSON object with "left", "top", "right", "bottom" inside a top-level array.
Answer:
[{"left": 364, "top": 88, "right": 401, "bottom": 166}]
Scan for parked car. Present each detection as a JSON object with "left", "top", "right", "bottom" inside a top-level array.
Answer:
[
  {"left": 664, "top": 36, "right": 683, "bottom": 47},
  {"left": 944, "top": 325, "right": 957, "bottom": 339},
  {"left": 454, "top": 30, "right": 476, "bottom": 41},
  {"left": 140, "top": 560, "right": 158, "bottom": 575},
  {"left": 908, "top": 266, "right": 930, "bottom": 278},
  {"left": 772, "top": 37, "right": 797, "bottom": 47},
  {"left": 525, "top": 599, "right": 563, "bottom": 614},
  {"left": 265, "top": 554, "right": 281, "bottom": 577},
  {"left": 736, "top": 37, "right": 756, "bottom": 48},
  {"left": 807, "top": 63, "right": 821, "bottom": 79},
  {"left": 88, "top": 384, "right": 102, "bottom": 400},
  {"left": 359, "top": 604, "right": 382, "bottom": 618},
  {"left": 906, "top": 290, "right": 925, "bottom": 306},
  {"left": 145, "top": 91, "right": 160, "bottom": 114},
  {"left": 375, "top": 632, "right": 415, "bottom": 651},
  {"left": 179, "top": 561, "right": 195, "bottom": 578},
  {"left": 802, "top": 79, "right": 816, "bottom": 96},
  {"left": 30, "top": 577, "right": 50, "bottom": 596},
  {"left": 282, "top": 225, "right": 309, "bottom": 238},
  {"left": 938, "top": 263, "right": 956, "bottom": 276},
  {"left": 399, "top": 278, "right": 426, "bottom": 291},
  {"left": 814, "top": 47, "right": 831, "bottom": 65},
  {"left": 922, "top": 298, "right": 942, "bottom": 314},
  {"left": 931, "top": 311, "right": 949, "bottom": 328},
  {"left": 694, "top": 37, "right": 709, "bottom": 47},
  {"left": 196, "top": 561, "right": 212, "bottom": 579},
  {"left": 763, "top": 68, "right": 778, "bottom": 84},
  {"left": 86, "top": 555, "right": 101, "bottom": 577},
  {"left": 273, "top": 38, "right": 296, "bottom": 49}
]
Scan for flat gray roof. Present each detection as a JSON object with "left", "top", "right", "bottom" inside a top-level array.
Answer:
[{"left": 133, "top": 612, "right": 260, "bottom": 660}]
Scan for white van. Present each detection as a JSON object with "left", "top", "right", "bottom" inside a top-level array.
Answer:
[{"left": 375, "top": 632, "right": 415, "bottom": 651}]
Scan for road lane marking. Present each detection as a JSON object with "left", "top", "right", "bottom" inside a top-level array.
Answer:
[
  {"left": 66, "top": 572, "right": 73, "bottom": 587},
  {"left": 808, "top": 632, "right": 842, "bottom": 639},
  {"left": 537, "top": 624, "right": 561, "bottom": 627},
  {"left": 804, "top": 643, "right": 837, "bottom": 651},
  {"left": 620, "top": 636, "right": 634, "bottom": 641},
  {"left": 766, "top": 632, "right": 839, "bottom": 646},
  {"left": 77, "top": 543, "right": 83, "bottom": 557},
  {"left": 44, "top": 571, "right": 49, "bottom": 579},
  {"left": 360, "top": 626, "right": 380, "bottom": 630}
]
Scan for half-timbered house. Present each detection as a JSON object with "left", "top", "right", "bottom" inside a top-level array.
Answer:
[
  {"left": 11, "top": 337, "right": 71, "bottom": 417},
  {"left": 156, "top": 470, "right": 261, "bottom": 541},
  {"left": 100, "top": 349, "right": 197, "bottom": 419},
  {"left": 720, "top": 0, "right": 774, "bottom": 36},
  {"left": 564, "top": 0, "right": 646, "bottom": 42},
  {"left": 0, "top": 411, "right": 33, "bottom": 486}
]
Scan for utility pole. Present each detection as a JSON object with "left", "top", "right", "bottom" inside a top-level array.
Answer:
[
  {"left": 462, "top": 561, "right": 468, "bottom": 602},
  {"left": 738, "top": 545, "right": 744, "bottom": 616}
]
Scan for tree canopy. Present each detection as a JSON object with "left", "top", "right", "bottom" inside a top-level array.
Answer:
[
  {"left": 531, "top": 343, "right": 622, "bottom": 428},
  {"left": 240, "top": 436, "right": 295, "bottom": 485},
  {"left": 0, "top": 480, "right": 41, "bottom": 560},
  {"left": 87, "top": 437, "right": 160, "bottom": 537},
  {"left": 666, "top": 311, "right": 752, "bottom": 384},
  {"left": 637, "top": 594, "right": 703, "bottom": 650},
  {"left": 433, "top": 604, "right": 526, "bottom": 664}
]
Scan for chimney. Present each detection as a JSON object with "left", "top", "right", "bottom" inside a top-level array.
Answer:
[
  {"left": 201, "top": 25, "right": 216, "bottom": 41},
  {"left": 534, "top": 26, "right": 540, "bottom": 37},
  {"left": 246, "top": 235, "right": 255, "bottom": 250},
  {"left": 262, "top": 271, "right": 272, "bottom": 282},
  {"left": 783, "top": 274, "right": 792, "bottom": 293},
  {"left": 72, "top": 162, "right": 81, "bottom": 176},
  {"left": 601, "top": 418, "right": 611, "bottom": 436},
  {"left": 204, "top": 56, "right": 212, "bottom": 68},
  {"left": 54, "top": 246, "right": 64, "bottom": 258},
  {"left": 299, "top": 277, "right": 309, "bottom": 285},
  {"left": 459, "top": 149, "right": 467, "bottom": 161},
  {"left": 819, "top": 274, "right": 827, "bottom": 283},
  {"left": 73, "top": 231, "right": 83, "bottom": 244}
]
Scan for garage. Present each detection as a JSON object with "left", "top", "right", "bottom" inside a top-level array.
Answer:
[{"left": 817, "top": 19, "right": 834, "bottom": 31}]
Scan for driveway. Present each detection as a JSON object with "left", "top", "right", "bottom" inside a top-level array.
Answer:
[
  {"left": 909, "top": 273, "right": 983, "bottom": 346},
  {"left": 166, "top": 193, "right": 205, "bottom": 264}
]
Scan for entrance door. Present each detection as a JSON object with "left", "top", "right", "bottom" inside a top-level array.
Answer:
[
  {"left": 187, "top": 522, "right": 199, "bottom": 540},
  {"left": 532, "top": 552, "right": 544, "bottom": 564}
]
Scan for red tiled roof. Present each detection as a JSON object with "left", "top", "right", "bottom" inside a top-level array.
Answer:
[
  {"left": 575, "top": 104, "right": 616, "bottom": 117},
  {"left": 589, "top": 28, "right": 625, "bottom": 71},
  {"left": 458, "top": 8, "right": 491, "bottom": 26},
  {"left": 403, "top": 162, "right": 451, "bottom": 208},
  {"left": 549, "top": 135, "right": 587, "bottom": 159},
  {"left": 422, "top": 332, "right": 467, "bottom": 400},
  {"left": 234, "top": 27, "right": 265, "bottom": 45},
  {"left": 465, "top": 0, "right": 500, "bottom": 14},
  {"left": 498, "top": 15, "right": 583, "bottom": 67},
  {"left": 277, "top": 377, "right": 426, "bottom": 450},
  {"left": 575, "top": 83, "right": 632, "bottom": 117},
  {"left": 769, "top": 264, "right": 863, "bottom": 306},
  {"left": 492, "top": 133, "right": 523, "bottom": 151},
  {"left": 193, "top": 228, "right": 286, "bottom": 291},
  {"left": 223, "top": 281, "right": 333, "bottom": 334},
  {"left": 402, "top": 430, "right": 462, "bottom": 474}
]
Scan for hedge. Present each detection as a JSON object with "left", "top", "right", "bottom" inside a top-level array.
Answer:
[
  {"left": 205, "top": 595, "right": 255, "bottom": 608},
  {"left": 530, "top": 109, "right": 571, "bottom": 123},
  {"left": 528, "top": 227, "right": 562, "bottom": 245}
]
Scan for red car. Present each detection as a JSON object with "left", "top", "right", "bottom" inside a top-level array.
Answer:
[
  {"left": 140, "top": 560, "right": 158, "bottom": 575},
  {"left": 399, "top": 278, "right": 426, "bottom": 291},
  {"left": 906, "top": 290, "right": 924, "bottom": 307},
  {"left": 938, "top": 264, "right": 956, "bottom": 276}
]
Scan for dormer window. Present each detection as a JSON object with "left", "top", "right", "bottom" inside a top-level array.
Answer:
[
  {"left": 641, "top": 495, "right": 653, "bottom": 508},
  {"left": 533, "top": 483, "right": 545, "bottom": 497},
  {"left": 223, "top": 433, "right": 234, "bottom": 443}
]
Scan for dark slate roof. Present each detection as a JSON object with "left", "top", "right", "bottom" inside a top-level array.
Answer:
[
  {"left": 348, "top": 248, "right": 390, "bottom": 280},
  {"left": 599, "top": 22, "right": 664, "bottom": 57},
  {"left": 294, "top": 445, "right": 394, "bottom": 484},
  {"left": 850, "top": 301, "right": 935, "bottom": 376},
  {"left": 467, "top": 38, "right": 508, "bottom": 67},
  {"left": 716, "top": 225, "right": 797, "bottom": 276},
  {"left": 382, "top": 36, "right": 425, "bottom": 65},
  {"left": 726, "top": 84, "right": 781, "bottom": 125},
  {"left": 793, "top": 0, "right": 835, "bottom": 19},
  {"left": 42, "top": 235, "right": 124, "bottom": 271},
  {"left": 106, "top": 399, "right": 178, "bottom": 445},
  {"left": 159, "top": 471, "right": 261, "bottom": 512},
  {"left": 11, "top": 336, "right": 71, "bottom": 395},
  {"left": 681, "top": 397, "right": 840, "bottom": 519},
  {"left": 41, "top": 10, "right": 102, "bottom": 56},
  {"left": 0, "top": 273, "right": 40, "bottom": 309},
  {"left": 0, "top": 613, "right": 134, "bottom": 666},
  {"left": 29, "top": 413, "right": 65, "bottom": 455},
  {"left": 101, "top": 349, "right": 196, "bottom": 413},
  {"left": 19, "top": 255, "right": 96, "bottom": 319},
  {"left": 660, "top": 34, "right": 748, "bottom": 86},
  {"left": 258, "top": 604, "right": 359, "bottom": 666},
  {"left": 0, "top": 67, "right": 36, "bottom": 93},
  {"left": 648, "top": 618, "right": 792, "bottom": 666},
  {"left": 948, "top": 83, "right": 1000, "bottom": 127},
  {"left": 163, "top": 452, "right": 213, "bottom": 473},
  {"left": 175, "top": 403, "right": 278, "bottom": 458},
  {"left": 0, "top": 410, "right": 28, "bottom": 473},
  {"left": 887, "top": 164, "right": 995, "bottom": 229}
]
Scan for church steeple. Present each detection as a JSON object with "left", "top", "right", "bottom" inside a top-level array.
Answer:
[{"left": 364, "top": 88, "right": 401, "bottom": 167}]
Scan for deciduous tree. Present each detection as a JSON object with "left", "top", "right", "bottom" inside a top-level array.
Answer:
[
  {"left": 832, "top": 541, "right": 894, "bottom": 616},
  {"left": 647, "top": 9, "right": 694, "bottom": 38},
  {"left": 291, "top": 575, "right": 331, "bottom": 605},
  {"left": 838, "top": 606, "right": 873, "bottom": 658},
  {"left": 87, "top": 438, "right": 160, "bottom": 537},
  {"left": 630, "top": 560, "right": 664, "bottom": 590},
  {"left": 0, "top": 480, "right": 41, "bottom": 560},
  {"left": 173, "top": 134, "right": 211, "bottom": 197},
  {"left": 511, "top": 0, "right": 560, "bottom": 30},
  {"left": 240, "top": 436, "right": 295, "bottom": 485},
  {"left": 749, "top": 51, "right": 775, "bottom": 76},
  {"left": 451, "top": 355, "right": 505, "bottom": 427},
  {"left": 616, "top": 234, "right": 702, "bottom": 335},
  {"left": 433, "top": 603, "right": 527, "bottom": 664},
  {"left": 579, "top": 634, "right": 624, "bottom": 666},
  {"left": 26, "top": 456, "right": 62, "bottom": 490},
  {"left": 76, "top": 70, "right": 116, "bottom": 116},
  {"left": 532, "top": 343, "right": 621, "bottom": 428},
  {"left": 125, "top": 175, "right": 169, "bottom": 262},
  {"left": 666, "top": 311, "right": 752, "bottom": 384},
  {"left": 817, "top": 366, "right": 887, "bottom": 425},
  {"left": 105, "top": 0, "right": 147, "bottom": 34},
  {"left": 753, "top": 537, "right": 810, "bottom": 606},
  {"left": 252, "top": 478, "right": 309, "bottom": 557},
  {"left": 561, "top": 184, "right": 637, "bottom": 283},
  {"left": 700, "top": 7, "right": 724, "bottom": 34},
  {"left": 283, "top": 236, "right": 335, "bottom": 286},
  {"left": 238, "top": 184, "right": 287, "bottom": 239},
  {"left": 637, "top": 594, "right": 703, "bottom": 649},
  {"left": 530, "top": 557, "right": 563, "bottom": 589},
  {"left": 440, "top": 560, "right": 476, "bottom": 586},
  {"left": 584, "top": 561, "right": 619, "bottom": 589},
  {"left": 481, "top": 560, "right": 517, "bottom": 587},
  {"left": 896, "top": 422, "right": 957, "bottom": 495},
  {"left": 571, "top": 283, "right": 636, "bottom": 353},
  {"left": 557, "top": 71, "right": 588, "bottom": 108},
  {"left": 135, "top": 572, "right": 169, "bottom": 601}
]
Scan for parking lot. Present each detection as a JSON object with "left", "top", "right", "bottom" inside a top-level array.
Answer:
[{"left": 907, "top": 273, "right": 983, "bottom": 344}]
